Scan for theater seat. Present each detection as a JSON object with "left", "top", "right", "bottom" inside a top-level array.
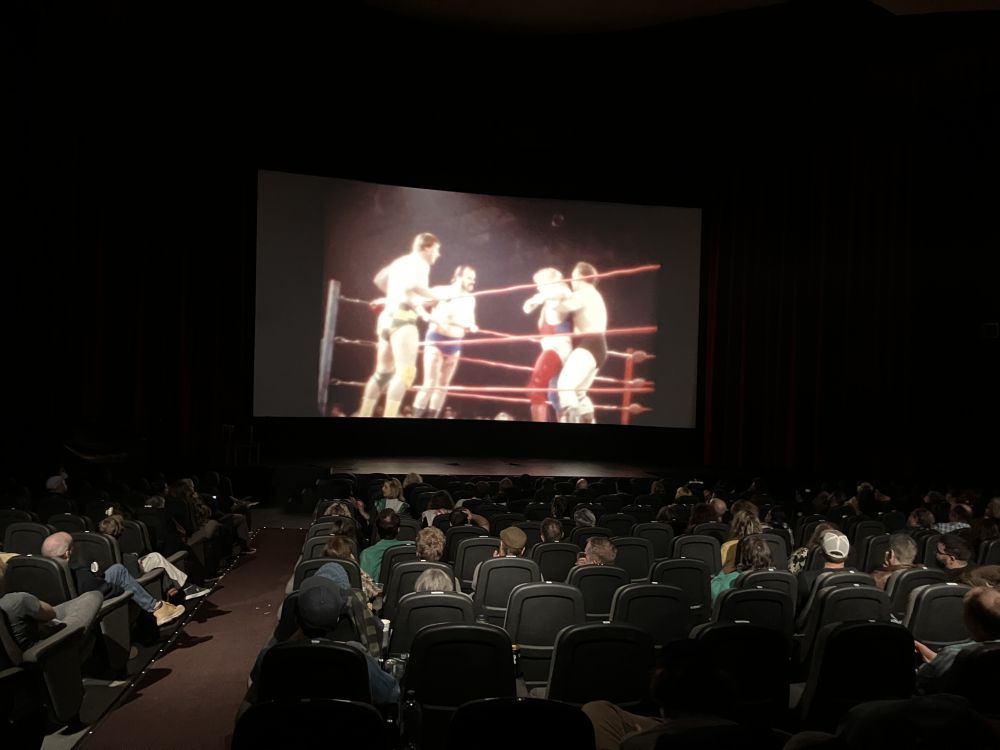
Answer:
[
  {"left": 233, "top": 699, "right": 386, "bottom": 750},
  {"left": 447, "top": 697, "right": 596, "bottom": 750},
  {"left": 540, "top": 623, "right": 655, "bottom": 712}
]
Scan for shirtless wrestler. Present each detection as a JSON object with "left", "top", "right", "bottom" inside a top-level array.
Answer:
[{"left": 411, "top": 265, "right": 479, "bottom": 419}]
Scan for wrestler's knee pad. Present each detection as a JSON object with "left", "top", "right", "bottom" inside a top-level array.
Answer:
[
  {"left": 400, "top": 365, "right": 418, "bottom": 389},
  {"left": 373, "top": 370, "right": 394, "bottom": 388}
]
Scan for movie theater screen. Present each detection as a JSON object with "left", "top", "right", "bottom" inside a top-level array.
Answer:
[{"left": 254, "top": 170, "right": 701, "bottom": 428}]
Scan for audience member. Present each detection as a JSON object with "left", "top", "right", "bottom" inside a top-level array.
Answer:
[
  {"left": 935, "top": 504, "right": 973, "bottom": 534},
  {"left": 914, "top": 586, "right": 1000, "bottom": 695},
  {"left": 323, "top": 535, "right": 379, "bottom": 602},
  {"left": 413, "top": 567, "right": 455, "bottom": 593},
  {"left": 710, "top": 535, "right": 773, "bottom": 602},
  {"left": 550, "top": 495, "right": 570, "bottom": 520},
  {"left": 420, "top": 491, "right": 455, "bottom": 528},
  {"left": 98, "top": 514, "right": 209, "bottom": 600},
  {"left": 935, "top": 534, "right": 976, "bottom": 582},
  {"left": 576, "top": 536, "right": 617, "bottom": 566},
  {"left": 539, "top": 517, "right": 564, "bottom": 543},
  {"left": 720, "top": 509, "right": 762, "bottom": 569},
  {"left": 416, "top": 527, "right": 446, "bottom": 562},
  {"left": 870, "top": 533, "right": 919, "bottom": 590},
  {"left": 583, "top": 639, "right": 736, "bottom": 750},
  {"left": 907, "top": 508, "right": 935, "bottom": 531},
  {"left": 573, "top": 507, "right": 596, "bottom": 528},
  {"left": 796, "top": 531, "right": 849, "bottom": 612},
  {"left": 495, "top": 527, "right": 527, "bottom": 558},
  {"left": 373, "top": 478, "right": 409, "bottom": 517},
  {"left": 684, "top": 503, "right": 717, "bottom": 534},
  {"left": 41, "top": 531, "right": 185, "bottom": 626},
  {"left": 0, "top": 557, "right": 61, "bottom": 650},
  {"left": 359, "top": 510, "right": 409, "bottom": 581},
  {"left": 248, "top": 572, "right": 397, "bottom": 706},
  {"left": 788, "top": 522, "right": 838, "bottom": 575}
]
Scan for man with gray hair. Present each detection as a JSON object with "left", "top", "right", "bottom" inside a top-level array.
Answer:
[
  {"left": 41, "top": 532, "right": 184, "bottom": 627},
  {"left": 573, "top": 507, "right": 596, "bottom": 528},
  {"left": 871, "top": 533, "right": 919, "bottom": 590}
]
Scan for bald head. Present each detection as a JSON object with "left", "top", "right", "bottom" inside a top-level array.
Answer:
[
  {"left": 41, "top": 532, "right": 73, "bottom": 560},
  {"left": 709, "top": 498, "right": 727, "bottom": 521},
  {"left": 964, "top": 586, "right": 1000, "bottom": 642}
]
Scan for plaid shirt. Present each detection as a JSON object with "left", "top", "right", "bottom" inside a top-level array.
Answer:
[
  {"left": 347, "top": 589, "right": 383, "bottom": 659},
  {"left": 933, "top": 522, "right": 970, "bottom": 534}
]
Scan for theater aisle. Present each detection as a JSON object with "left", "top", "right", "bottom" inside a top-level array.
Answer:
[{"left": 78, "top": 527, "right": 305, "bottom": 750}]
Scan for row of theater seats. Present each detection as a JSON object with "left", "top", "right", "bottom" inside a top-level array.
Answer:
[
  {"left": 0, "top": 519, "right": 188, "bottom": 737},
  {"left": 237, "top": 522, "right": 998, "bottom": 749},
  {"left": 242, "top": 611, "right": 999, "bottom": 748},
  {"left": 1, "top": 505, "right": 235, "bottom": 579},
  {"left": 296, "top": 532, "right": 977, "bottom": 660}
]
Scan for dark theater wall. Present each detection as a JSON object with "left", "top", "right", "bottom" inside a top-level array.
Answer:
[{"left": 6, "top": 2, "right": 998, "bottom": 479}]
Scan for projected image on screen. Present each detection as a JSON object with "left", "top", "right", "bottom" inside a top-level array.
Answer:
[{"left": 254, "top": 172, "right": 701, "bottom": 428}]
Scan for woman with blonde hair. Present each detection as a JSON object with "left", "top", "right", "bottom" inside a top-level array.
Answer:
[{"left": 373, "top": 478, "right": 409, "bottom": 517}]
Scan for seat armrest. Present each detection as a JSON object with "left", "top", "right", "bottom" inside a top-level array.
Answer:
[
  {"left": 20, "top": 621, "right": 85, "bottom": 665},
  {"left": 99, "top": 591, "right": 133, "bottom": 618},
  {"left": 137, "top": 566, "right": 168, "bottom": 600},
  {"left": 20, "top": 623, "right": 86, "bottom": 724}
]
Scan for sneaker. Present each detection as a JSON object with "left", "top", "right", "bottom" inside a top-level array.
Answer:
[
  {"left": 183, "top": 584, "right": 211, "bottom": 600},
  {"left": 154, "top": 602, "right": 185, "bottom": 627}
]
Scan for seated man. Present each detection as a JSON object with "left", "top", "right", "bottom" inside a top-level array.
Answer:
[
  {"left": 583, "top": 640, "right": 737, "bottom": 750},
  {"left": 796, "top": 531, "right": 850, "bottom": 613},
  {"left": 871, "top": 533, "right": 920, "bottom": 590},
  {"left": 539, "top": 517, "right": 564, "bottom": 544},
  {"left": 41, "top": 532, "right": 184, "bottom": 627},
  {"left": 359, "top": 510, "right": 410, "bottom": 581},
  {"left": 935, "top": 534, "right": 977, "bottom": 583},
  {"left": 248, "top": 568, "right": 397, "bottom": 706},
  {"left": 915, "top": 585, "right": 1000, "bottom": 694},
  {"left": 494, "top": 527, "right": 528, "bottom": 559},
  {"left": 0, "top": 557, "right": 60, "bottom": 651}
]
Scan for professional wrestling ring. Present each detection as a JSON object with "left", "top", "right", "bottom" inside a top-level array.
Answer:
[{"left": 317, "top": 264, "right": 658, "bottom": 424}]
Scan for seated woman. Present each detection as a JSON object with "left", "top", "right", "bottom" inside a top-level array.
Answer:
[
  {"left": 99, "top": 514, "right": 210, "bottom": 600},
  {"left": 710, "top": 536, "right": 773, "bottom": 603},
  {"left": 372, "top": 478, "right": 410, "bottom": 517},
  {"left": 323, "top": 535, "right": 379, "bottom": 602},
  {"left": 719, "top": 509, "right": 762, "bottom": 570},
  {"left": 413, "top": 567, "right": 455, "bottom": 593}
]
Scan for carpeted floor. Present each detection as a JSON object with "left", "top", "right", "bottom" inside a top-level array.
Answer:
[{"left": 77, "top": 527, "right": 305, "bottom": 750}]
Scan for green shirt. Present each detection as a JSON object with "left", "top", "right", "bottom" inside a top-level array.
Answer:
[
  {"left": 710, "top": 570, "right": 740, "bottom": 604},
  {"left": 359, "top": 538, "right": 412, "bottom": 581}
]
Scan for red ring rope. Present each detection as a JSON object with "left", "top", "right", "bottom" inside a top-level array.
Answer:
[{"left": 336, "top": 263, "right": 660, "bottom": 307}]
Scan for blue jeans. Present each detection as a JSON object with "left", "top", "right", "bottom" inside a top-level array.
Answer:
[{"left": 104, "top": 563, "right": 158, "bottom": 612}]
